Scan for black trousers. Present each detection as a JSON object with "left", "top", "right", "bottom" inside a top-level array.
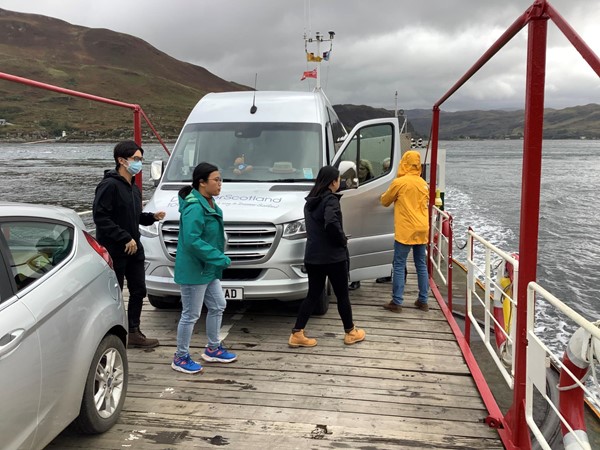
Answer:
[
  {"left": 113, "top": 255, "right": 147, "bottom": 330},
  {"left": 294, "top": 260, "right": 354, "bottom": 331}
]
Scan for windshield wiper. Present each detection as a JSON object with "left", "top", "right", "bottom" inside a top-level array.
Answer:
[{"left": 271, "top": 178, "right": 306, "bottom": 183}]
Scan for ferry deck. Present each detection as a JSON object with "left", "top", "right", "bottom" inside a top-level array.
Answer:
[{"left": 48, "top": 276, "right": 503, "bottom": 449}]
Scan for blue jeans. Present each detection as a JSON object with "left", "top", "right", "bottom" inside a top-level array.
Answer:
[
  {"left": 176, "top": 279, "right": 226, "bottom": 357},
  {"left": 392, "top": 241, "right": 429, "bottom": 305}
]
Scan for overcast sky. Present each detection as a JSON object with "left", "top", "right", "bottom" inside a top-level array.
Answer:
[{"left": 1, "top": 0, "right": 600, "bottom": 111}]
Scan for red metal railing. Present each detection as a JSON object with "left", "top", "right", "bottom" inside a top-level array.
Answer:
[
  {"left": 0, "top": 71, "right": 171, "bottom": 191},
  {"left": 428, "top": 1, "right": 600, "bottom": 449}
]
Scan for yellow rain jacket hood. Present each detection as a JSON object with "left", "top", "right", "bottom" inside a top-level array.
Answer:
[{"left": 380, "top": 150, "right": 429, "bottom": 244}]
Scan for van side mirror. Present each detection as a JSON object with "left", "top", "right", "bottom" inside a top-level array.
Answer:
[
  {"left": 338, "top": 160, "right": 358, "bottom": 190},
  {"left": 150, "top": 160, "right": 165, "bottom": 186}
]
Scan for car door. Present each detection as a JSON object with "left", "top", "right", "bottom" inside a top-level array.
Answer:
[
  {"left": 331, "top": 118, "right": 402, "bottom": 281},
  {"left": 0, "top": 222, "right": 42, "bottom": 450},
  {"left": 11, "top": 220, "right": 83, "bottom": 446}
]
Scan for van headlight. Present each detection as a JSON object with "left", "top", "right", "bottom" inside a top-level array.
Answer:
[
  {"left": 139, "top": 223, "right": 159, "bottom": 238},
  {"left": 282, "top": 219, "right": 306, "bottom": 240}
]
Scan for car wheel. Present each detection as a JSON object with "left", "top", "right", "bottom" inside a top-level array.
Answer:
[
  {"left": 148, "top": 294, "right": 181, "bottom": 309},
  {"left": 72, "top": 334, "right": 128, "bottom": 434},
  {"left": 312, "top": 281, "right": 330, "bottom": 316}
]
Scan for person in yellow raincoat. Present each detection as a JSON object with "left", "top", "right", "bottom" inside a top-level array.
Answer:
[{"left": 380, "top": 150, "right": 430, "bottom": 313}]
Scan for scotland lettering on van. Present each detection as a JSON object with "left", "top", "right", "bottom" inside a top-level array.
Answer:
[{"left": 217, "top": 194, "right": 283, "bottom": 208}]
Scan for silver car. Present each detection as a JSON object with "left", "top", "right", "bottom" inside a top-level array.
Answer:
[{"left": 0, "top": 202, "right": 128, "bottom": 449}]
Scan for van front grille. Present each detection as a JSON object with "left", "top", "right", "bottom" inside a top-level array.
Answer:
[{"left": 160, "top": 221, "right": 278, "bottom": 263}]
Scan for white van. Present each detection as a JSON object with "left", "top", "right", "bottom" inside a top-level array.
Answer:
[{"left": 140, "top": 90, "right": 414, "bottom": 313}]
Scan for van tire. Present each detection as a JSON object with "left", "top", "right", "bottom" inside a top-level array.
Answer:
[
  {"left": 312, "top": 282, "right": 330, "bottom": 316},
  {"left": 148, "top": 295, "right": 181, "bottom": 309}
]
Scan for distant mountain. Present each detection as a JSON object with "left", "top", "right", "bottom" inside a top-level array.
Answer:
[
  {"left": 334, "top": 104, "right": 600, "bottom": 140},
  {"left": 1, "top": 8, "right": 599, "bottom": 142},
  {"left": 0, "top": 8, "right": 251, "bottom": 140}
]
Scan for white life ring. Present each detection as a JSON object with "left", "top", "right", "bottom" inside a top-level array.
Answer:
[{"left": 558, "top": 323, "right": 600, "bottom": 450}]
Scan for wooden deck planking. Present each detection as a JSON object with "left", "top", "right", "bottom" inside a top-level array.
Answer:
[{"left": 48, "top": 276, "right": 503, "bottom": 449}]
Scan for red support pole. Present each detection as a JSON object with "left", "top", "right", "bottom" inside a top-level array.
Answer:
[
  {"left": 428, "top": 107, "right": 440, "bottom": 275},
  {"left": 506, "top": 4, "right": 548, "bottom": 449},
  {"left": 133, "top": 107, "right": 143, "bottom": 192},
  {"left": 446, "top": 215, "right": 453, "bottom": 311},
  {"left": 0, "top": 71, "right": 137, "bottom": 109},
  {"left": 546, "top": 3, "right": 600, "bottom": 78}
]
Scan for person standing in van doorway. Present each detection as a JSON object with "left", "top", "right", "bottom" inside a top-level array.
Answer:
[
  {"left": 380, "top": 150, "right": 430, "bottom": 313},
  {"left": 289, "top": 165, "right": 366, "bottom": 347},
  {"left": 93, "top": 140, "right": 165, "bottom": 348},
  {"left": 348, "top": 159, "right": 375, "bottom": 291},
  {"left": 171, "top": 162, "right": 237, "bottom": 374}
]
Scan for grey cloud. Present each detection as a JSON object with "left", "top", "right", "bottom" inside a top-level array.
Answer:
[{"left": 0, "top": 0, "right": 599, "bottom": 110}]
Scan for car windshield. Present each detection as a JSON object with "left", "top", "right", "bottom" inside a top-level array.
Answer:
[{"left": 163, "top": 122, "right": 322, "bottom": 182}]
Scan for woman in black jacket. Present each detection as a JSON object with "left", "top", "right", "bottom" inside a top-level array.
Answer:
[{"left": 288, "top": 165, "right": 366, "bottom": 347}]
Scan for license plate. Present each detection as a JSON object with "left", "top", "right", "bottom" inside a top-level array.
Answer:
[{"left": 223, "top": 287, "right": 243, "bottom": 300}]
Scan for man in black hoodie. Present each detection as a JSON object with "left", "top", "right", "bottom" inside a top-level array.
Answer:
[{"left": 93, "top": 140, "right": 165, "bottom": 348}]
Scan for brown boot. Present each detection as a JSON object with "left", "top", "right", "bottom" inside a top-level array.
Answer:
[
  {"left": 128, "top": 328, "right": 159, "bottom": 348},
  {"left": 414, "top": 300, "right": 430, "bottom": 312},
  {"left": 344, "top": 326, "right": 366, "bottom": 345},
  {"left": 288, "top": 329, "right": 317, "bottom": 348},
  {"left": 383, "top": 301, "right": 402, "bottom": 313}
]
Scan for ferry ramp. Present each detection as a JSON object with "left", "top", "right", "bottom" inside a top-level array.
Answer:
[{"left": 48, "top": 275, "right": 502, "bottom": 449}]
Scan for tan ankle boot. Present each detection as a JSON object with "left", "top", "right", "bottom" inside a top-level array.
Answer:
[
  {"left": 288, "top": 329, "right": 317, "bottom": 348},
  {"left": 344, "top": 326, "right": 366, "bottom": 345}
]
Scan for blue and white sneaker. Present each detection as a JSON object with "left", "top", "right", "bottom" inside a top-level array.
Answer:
[
  {"left": 171, "top": 353, "right": 204, "bottom": 374},
  {"left": 201, "top": 345, "right": 238, "bottom": 363}
]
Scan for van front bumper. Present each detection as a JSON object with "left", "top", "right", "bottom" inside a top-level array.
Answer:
[{"left": 145, "top": 266, "right": 308, "bottom": 301}]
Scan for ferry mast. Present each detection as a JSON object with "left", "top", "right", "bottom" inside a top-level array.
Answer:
[{"left": 303, "top": 30, "right": 334, "bottom": 90}]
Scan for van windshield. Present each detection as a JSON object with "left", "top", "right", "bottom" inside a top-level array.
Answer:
[{"left": 164, "top": 122, "right": 322, "bottom": 182}]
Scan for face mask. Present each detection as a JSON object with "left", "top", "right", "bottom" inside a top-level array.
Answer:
[{"left": 126, "top": 160, "right": 143, "bottom": 175}]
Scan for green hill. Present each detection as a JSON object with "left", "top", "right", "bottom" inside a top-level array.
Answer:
[
  {"left": 0, "top": 8, "right": 251, "bottom": 140},
  {"left": 1, "top": 8, "right": 599, "bottom": 142},
  {"left": 334, "top": 104, "right": 600, "bottom": 140}
]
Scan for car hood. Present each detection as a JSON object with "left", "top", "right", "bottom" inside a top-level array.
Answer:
[{"left": 150, "top": 183, "right": 311, "bottom": 224}]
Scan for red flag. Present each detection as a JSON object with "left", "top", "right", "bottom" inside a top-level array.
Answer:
[{"left": 300, "top": 69, "right": 317, "bottom": 81}]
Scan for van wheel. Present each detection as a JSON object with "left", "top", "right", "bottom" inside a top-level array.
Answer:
[
  {"left": 72, "top": 335, "right": 128, "bottom": 434},
  {"left": 313, "top": 281, "right": 330, "bottom": 316},
  {"left": 148, "top": 294, "right": 181, "bottom": 309}
]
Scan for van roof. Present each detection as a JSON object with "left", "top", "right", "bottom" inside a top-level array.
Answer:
[{"left": 185, "top": 91, "right": 332, "bottom": 124}]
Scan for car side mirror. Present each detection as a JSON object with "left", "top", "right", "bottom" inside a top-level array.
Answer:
[{"left": 150, "top": 160, "right": 164, "bottom": 186}]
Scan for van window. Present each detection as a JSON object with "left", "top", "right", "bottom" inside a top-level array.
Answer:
[
  {"left": 335, "top": 123, "right": 394, "bottom": 184},
  {"left": 327, "top": 107, "right": 347, "bottom": 151},
  {"left": 164, "top": 122, "right": 323, "bottom": 182}
]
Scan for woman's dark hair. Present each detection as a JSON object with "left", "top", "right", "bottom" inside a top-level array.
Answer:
[
  {"left": 308, "top": 165, "right": 340, "bottom": 197},
  {"left": 113, "top": 140, "right": 143, "bottom": 170},
  {"left": 178, "top": 162, "right": 219, "bottom": 198}
]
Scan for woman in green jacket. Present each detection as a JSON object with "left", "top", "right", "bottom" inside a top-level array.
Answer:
[{"left": 172, "top": 162, "right": 237, "bottom": 374}]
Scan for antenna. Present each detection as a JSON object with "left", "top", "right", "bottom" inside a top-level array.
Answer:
[{"left": 250, "top": 73, "right": 257, "bottom": 114}]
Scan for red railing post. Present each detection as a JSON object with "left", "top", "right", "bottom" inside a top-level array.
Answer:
[
  {"left": 133, "top": 107, "right": 143, "bottom": 192},
  {"left": 506, "top": 4, "right": 548, "bottom": 449},
  {"left": 447, "top": 215, "right": 453, "bottom": 311},
  {"left": 428, "top": 107, "right": 440, "bottom": 275}
]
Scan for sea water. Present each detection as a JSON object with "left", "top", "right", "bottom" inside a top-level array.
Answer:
[
  {"left": 1, "top": 140, "right": 599, "bottom": 353},
  {"left": 444, "top": 139, "right": 600, "bottom": 352}
]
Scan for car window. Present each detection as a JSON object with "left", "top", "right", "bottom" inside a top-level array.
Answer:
[{"left": 0, "top": 221, "right": 73, "bottom": 292}]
